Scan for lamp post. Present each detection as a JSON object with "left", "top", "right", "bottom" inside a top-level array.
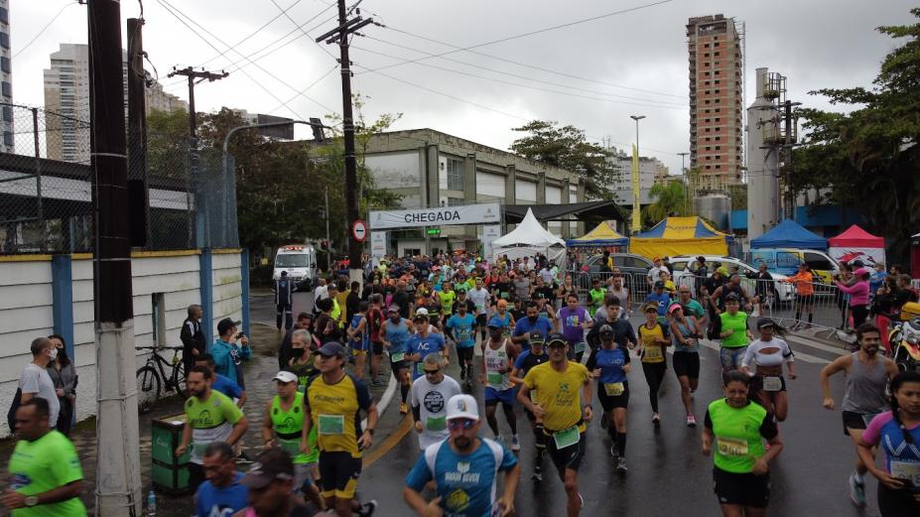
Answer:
[
  {"left": 629, "top": 115, "right": 645, "bottom": 234},
  {"left": 677, "top": 151, "right": 690, "bottom": 213}
]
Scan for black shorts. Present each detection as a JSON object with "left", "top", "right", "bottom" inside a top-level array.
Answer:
[
  {"left": 389, "top": 357, "right": 408, "bottom": 374},
  {"left": 713, "top": 467, "right": 770, "bottom": 508},
  {"left": 318, "top": 451, "right": 362, "bottom": 499},
  {"left": 457, "top": 346, "right": 474, "bottom": 365},
  {"left": 842, "top": 410, "right": 880, "bottom": 436},
  {"left": 672, "top": 351, "right": 700, "bottom": 379},
  {"left": 476, "top": 314, "right": 487, "bottom": 327},
  {"left": 371, "top": 340, "right": 383, "bottom": 355},
  {"left": 545, "top": 429, "right": 586, "bottom": 473},
  {"left": 597, "top": 382, "right": 630, "bottom": 411},
  {"left": 877, "top": 482, "right": 920, "bottom": 516},
  {"left": 795, "top": 294, "right": 815, "bottom": 307}
]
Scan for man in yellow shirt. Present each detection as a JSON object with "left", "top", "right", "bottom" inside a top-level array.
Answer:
[{"left": 517, "top": 334, "right": 593, "bottom": 517}]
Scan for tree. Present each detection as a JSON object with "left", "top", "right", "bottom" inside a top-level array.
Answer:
[
  {"left": 792, "top": 8, "right": 920, "bottom": 259},
  {"left": 510, "top": 120, "right": 620, "bottom": 200},
  {"left": 643, "top": 180, "right": 691, "bottom": 227}
]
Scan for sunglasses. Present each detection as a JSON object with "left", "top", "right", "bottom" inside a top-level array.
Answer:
[
  {"left": 447, "top": 419, "right": 476, "bottom": 430},
  {"left": 424, "top": 369, "right": 440, "bottom": 375}
]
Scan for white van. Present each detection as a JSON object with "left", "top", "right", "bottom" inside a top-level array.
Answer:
[{"left": 272, "top": 244, "right": 318, "bottom": 291}]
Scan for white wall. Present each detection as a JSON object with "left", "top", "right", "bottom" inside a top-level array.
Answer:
[
  {"left": 515, "top": 180, "right": 537, "bottom": 203},
  {"left": 0, "top": 251, "right": 243, "bottom": 437},
  {"left": 366, "top": 151, "right": 421, "bottom": 189},
  {"left": 476, "top": 171, "right": 505, "bottom": 199},
  {"left": 546, "top": 186, "right": 563, "bottom": 236}
]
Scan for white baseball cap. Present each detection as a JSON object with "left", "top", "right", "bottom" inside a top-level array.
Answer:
[
  {"left": 273, "top": 371, "right": 298, "bottom": 384},
  {"left": 446, "top": 394, "right": 479, "bottom": 421}
]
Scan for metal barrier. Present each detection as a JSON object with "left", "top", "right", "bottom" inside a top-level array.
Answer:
[{"left": 573, "top": 270, "right": 650, "bottom": 312}]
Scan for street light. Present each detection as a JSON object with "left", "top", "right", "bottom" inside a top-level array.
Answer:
[
  {"left": 677, "top": 151, "right": 690, "bottom": 212},
  {"left": 629, "top": 115, "right": 645, "bottom": 234}
]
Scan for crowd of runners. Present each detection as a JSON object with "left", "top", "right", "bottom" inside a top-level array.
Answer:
[{"left": 6, "top": 251, "right": 920, "bottom": 517}]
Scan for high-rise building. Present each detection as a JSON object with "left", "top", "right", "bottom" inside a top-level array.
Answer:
[
  {"left": 687, "top": 14, "right": 744, "bottom": 190},
  {"left": 605, "top": 147, "right": 669, "bottom": 207},
  {"left": 0, "top": 0, "right": 12, "bottom": 153},
  {"left": 43, "top": 43, "right": 187, "bottom": 163}
]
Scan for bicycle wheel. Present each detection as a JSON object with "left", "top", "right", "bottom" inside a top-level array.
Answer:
[{"left": 136, "top": 365, "right": 161, "bottom": 414}]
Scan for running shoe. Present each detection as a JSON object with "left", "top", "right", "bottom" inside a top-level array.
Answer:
[
  {"left": 511, "top": 435, "right": 521, "bottom": 452},
  {"left": 532, "top": 467, "right": 543, "bottom": 482},
  {"left": 686, "top": 414, "right": 697, "bottom": 427},
  {"left": 848, "top": 473, "right": 867, "bottom": 507},
  {"left": 609, "top": 445, "right": 618, "bottom": 459},
  {"left": 399, "top": 402, "right": 408, "bottom": 415},
  {"left": 357, "top": 500, "right": 378, "bottom": 516},
  {"left": 578, "top": 494, "right": 584, "bottom": 509},
  {"left": 236, "top": 451, "right": 254, "bottom": 465},
  {"left": 616, "top": 457, "right": 628, "bottom": 472},
  {"left": 652, "top": 413, "right": 661, "bottom": 426}
]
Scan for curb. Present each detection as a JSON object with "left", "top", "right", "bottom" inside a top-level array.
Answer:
[{"left": 363, "top": 362, "right": 398, "bottom": 430}]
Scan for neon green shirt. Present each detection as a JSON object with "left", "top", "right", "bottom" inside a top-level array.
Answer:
[
  {"left": 185, "top": 390, "right": 245, "bottom": 463},
  {"left": 707, "top": 399, "right": 769, "bottom": 473},
  {"left": 8, "top": 430, "right": 87, "bottom": 517},
  {"left": 719, "top": 311, "right": 749, "bottom": 348},
  {"left": 589, "top": 288, "right": 606, "bottom": 316},
  {"left": 438, "top": 291, "right": 456, "bottom": 316}
]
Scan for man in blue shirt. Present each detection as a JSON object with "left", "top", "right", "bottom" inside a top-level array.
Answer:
[
  {"left": 195, "top": 442, "right": 248, "bottom": 517},
  {"left": 195, "top": 354, "right": 247, "bottom": 408},
  {"left": 510, "top": 302, "right": 555, "bottom": 349},
  {"left": 211, "top": 318, "right": 252, "bottom": 388},
  {"left": 446, "top": 303, "right": 478, "bottom": 383},
  {"left": 404, "top": 394, "right": 520, "bottom": 517},
  {"left": 407, "top": 313, "right": 448, "bottom": 381}
]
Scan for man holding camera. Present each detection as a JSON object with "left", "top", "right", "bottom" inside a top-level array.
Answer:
[{"left": 211, "top": 318, "right": 252, "bottom": 389}]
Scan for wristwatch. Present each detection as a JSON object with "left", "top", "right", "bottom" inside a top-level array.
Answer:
[{"left": 24, "top": 496, "right": 39, "bottom": 507}]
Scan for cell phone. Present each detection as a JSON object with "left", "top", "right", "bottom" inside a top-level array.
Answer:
[{"left": 236, "top": 332, "right": 245, "bottom": 339}]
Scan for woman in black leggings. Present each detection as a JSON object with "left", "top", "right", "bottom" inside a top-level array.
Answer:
[{"left": 638, "top": 303, "right": 670, "bottom": 425}]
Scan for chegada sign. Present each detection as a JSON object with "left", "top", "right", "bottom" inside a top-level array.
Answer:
[{"left": 369, "top": 202, "right": 501, "bottom": 230}]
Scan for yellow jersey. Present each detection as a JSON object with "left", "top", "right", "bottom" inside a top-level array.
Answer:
[
  {"left": 305, "top": 372, "right": 371, "bottom": 458},
  {"left": 523, "top": 361, "right": 589, "bottom": 433}
]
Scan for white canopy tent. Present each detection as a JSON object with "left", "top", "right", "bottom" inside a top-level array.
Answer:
[{"left": 490, "top": 208, "right": 567, "bottom": 266}]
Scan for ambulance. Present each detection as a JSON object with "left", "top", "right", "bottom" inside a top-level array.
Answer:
[{"left": 272, "top": 244, "right": 318, "bottom": 291}]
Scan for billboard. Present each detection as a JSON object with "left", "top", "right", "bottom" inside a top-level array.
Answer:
[{"left": 369, "top": 202, "right": 501, "bottom": 230}]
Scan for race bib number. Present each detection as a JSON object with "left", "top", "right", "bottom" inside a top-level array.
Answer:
[
  {"left": 553, "top": 426, "right": 580, "bottom": 450},
  {"left": 391, "top": 352, "right": 405, "bottom": 362},
  {"left": 318, "top": 414, "right": 344, "bottom": 436},
  {"left": 716, "top": 437, "right": 749, "bottom": 457},
  {"left": 643, "top": 346, "right": 663, "bottom": 361},
  {"left": 278, "top": 438, "right": 301, "bottom": 457},
  {"left": 487, "top": 372, "right": 504, "bottom": 386},
  {"left": 574, "top": 341, "right": 586, "bottom": 354},
  {"left": 604, "top": 382, "right": 624, "bottom": 396},
  {"left": 416, "top": 363, "right": 425, "bottom": 375},
  {"left": 762, "top": 376, "right": 782, "bottom": 392},
  {"left": 890, "top": 461, "right": 920, "bottom": 487},
  {"left": 426, "top": 415, "right": 447, "bottom": 432}
]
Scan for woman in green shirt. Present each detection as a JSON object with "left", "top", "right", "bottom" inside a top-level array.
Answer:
[
  {"left": 702, "top": 371, "right": 783, "bottom": 517},
  {"left": 718, "top": 294, "right": 752, "bottom": 373}
]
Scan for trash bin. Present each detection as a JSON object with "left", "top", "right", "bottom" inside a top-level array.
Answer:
[{"left": 151, "top": 413, "right": 190, "bottom": 495}]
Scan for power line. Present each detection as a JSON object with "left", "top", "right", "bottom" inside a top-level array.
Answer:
[
  {"left": 268, "top": 0, "right": 340, "bottom": 63},
  {"left": 195, "top": 0, "right": 307, "bottom": 69},
  {"left": 156, "top": 0, "right": 337, "bottom": 116},
  {"left": 352, "top": 42, "right": 687, "bottom": 111},
  {"left": 265, "top": 64, "right": 339, "bottom": 116},
  {"left": 13, "top": 1, "right": 78, "bottom": 59}
]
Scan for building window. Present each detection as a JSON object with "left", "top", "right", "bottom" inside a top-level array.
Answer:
[
  {"left": 0, "top": 33, "right": 8, "bottom": 50},
  {"left": 715, "top": 164, "right": 721, "bottom": 169},
  {"left": 3, "top": 131, "right": 12, "bottom": 147},
  {"left": 0, "top": 8, "right": 8, "bottom": 24},
  {"left": 705, "top": 146, "right": 711, "bottom": 151},
  {"left": 705, "top": 165, "right": 712, "bottom": 170},
  {"left": 2, "top": 106, "right": 11, "bottom": 122},
  {"left": 1, "top": 57, "right": 10, "bottom": 74},
  {"left": 715, "top": 117, "right": 721, "bottom": 122},
  {"left": 447, "top": 197, "right": 464, "bottom": 207},
  {"left": 446, "top": 157, "right": 464, "bottom": 190},
  {"left": 714, "top": 89, "right": 720, "bottom": 94},
  {"left": 1, "top": 81, "right": 10, "bottom": 97}
]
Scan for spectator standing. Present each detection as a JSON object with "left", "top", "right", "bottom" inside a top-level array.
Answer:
[
  {"left": 275, "top": 271, "right": 296, "bottom": 331},
  {"left": 211, "top": 318, "right": 252, "bottom": 389},
  {"left": 17, "top": 338, "right": 60, "bottom": 430},
  {"left": 46, "top": 335, "right": 76, "bottom": 436},
  {"left": 181, "top": 304, "right": 206, "bottom": 378}
]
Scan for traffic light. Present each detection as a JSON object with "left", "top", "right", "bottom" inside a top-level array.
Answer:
[{"left": 321, "top": 239, "right": 329, "bottom": 250}]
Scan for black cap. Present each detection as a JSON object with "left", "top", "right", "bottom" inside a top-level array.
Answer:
[
  {"left": 217, "top": 318, "right": 241, "bottom": 336},
  {"left": 757, "top": 317, "right": 776, "bottom": 330},
  {"left": 529, "top": 330, "right": 546, "bottom": 345},
  {"left": 654, "top": 280, "right": 665, "bottom": 289},
  {"left": 317, "top": 342, "right": 346, "bottom": 358},
  {"left": 546, "top": 333, "right": 567, "bottom": 348},
  {"left": 241, "top": 449, "right": 294, "bottom": 489}
]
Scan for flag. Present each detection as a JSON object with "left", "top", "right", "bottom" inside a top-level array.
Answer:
[{"left": 631, "top": 143, "right": 641, "bottom": 234}]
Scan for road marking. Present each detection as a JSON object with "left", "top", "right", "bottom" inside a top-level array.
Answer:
[
  {"left": 363, "top": 413, "right": 414, "bottom": 468},
  {"left": 697, "top": 339, "right": 830, "bottom": 364}
]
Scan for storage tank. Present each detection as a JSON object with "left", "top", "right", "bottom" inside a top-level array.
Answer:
[{"left": 694, "top": 193, "right": 731, "bottom": 231}]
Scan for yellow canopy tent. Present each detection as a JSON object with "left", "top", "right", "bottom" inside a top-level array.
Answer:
[
  {"left": 630, "top": 216, "right": 730, "bottom": 259},
  {"left": 565, "top": 221, "right": 628, "bottom": 247}
]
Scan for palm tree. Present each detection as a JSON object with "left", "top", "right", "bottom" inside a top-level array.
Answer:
[{"left": 642, "top": 180, "right": 691, "bottom": 227}]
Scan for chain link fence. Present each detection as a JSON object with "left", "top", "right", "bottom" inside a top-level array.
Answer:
[{"left": 0, "top": 103, "right": 237, "bottom": 254}]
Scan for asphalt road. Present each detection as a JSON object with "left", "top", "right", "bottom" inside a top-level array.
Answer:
[{"left": 250, "top": 293, "right": 884, "bottom": 516}]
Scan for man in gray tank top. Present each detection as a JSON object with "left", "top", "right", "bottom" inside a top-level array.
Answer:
[{"left": 819, "top": 322, "right": 899, "bottom": 508}]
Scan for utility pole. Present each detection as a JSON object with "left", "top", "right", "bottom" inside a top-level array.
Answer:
[
  {"left": 127, "top": 17, "right": 149, "bottom": 246},
  {"left": 88, "top": 1, "right": 142, "bottom": 514},
  {"left": 316, "top": 0, "right": 375, "bottom": 286},
  {"left": 325, "top": 186, "right": 331, "bottom": 272},
  {"left": 677, "top": 151, "right": 689, "bottom": 213},
  {"left": 167, "top": 66, "right": 228, "bottom": 248},
  {"left": 783, "top": 100, "right": 795, "bottom": 221}
]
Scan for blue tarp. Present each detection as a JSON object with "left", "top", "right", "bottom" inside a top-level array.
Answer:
[{"left": 750, "top": 219, "right": 827, "bottom": 250}]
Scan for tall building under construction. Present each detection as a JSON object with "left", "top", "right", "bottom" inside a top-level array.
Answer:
[{"left": 687, "top": 14, "right": 744, "bottom": 190}]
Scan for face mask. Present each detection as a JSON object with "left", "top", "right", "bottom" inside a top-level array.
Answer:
[
  {"left": 290, "top": 347, "right": 306, "bottom": 358},
  {"left": 48, "top": 348, "right": 58, "bottom": 361}
]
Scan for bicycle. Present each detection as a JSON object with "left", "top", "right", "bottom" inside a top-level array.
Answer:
[{"left": 136, "top": 345, "right": 186, "bottom": 414}]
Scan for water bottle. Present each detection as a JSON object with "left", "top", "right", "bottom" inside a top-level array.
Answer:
[{"left": 147, "top": 490, "right": 156, "bottom": 516}]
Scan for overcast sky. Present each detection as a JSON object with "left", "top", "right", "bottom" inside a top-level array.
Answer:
[{"left": 10, "top": 0, "right": 916, "bottom": 176}]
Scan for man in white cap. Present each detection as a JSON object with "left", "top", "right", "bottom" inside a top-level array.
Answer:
[{"left": 404, "top": 394, "right": 520, "bottom": 517}]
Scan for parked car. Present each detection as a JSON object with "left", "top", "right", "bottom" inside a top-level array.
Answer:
[
  {"left": 668, "top": 255, "right": 795, "bottom": 303},
  {"left": 747, "top": 248, "right": 839, "bottom": 284},
  {"left": 575, "top": 253, "right": 654, "bottom": 291}
]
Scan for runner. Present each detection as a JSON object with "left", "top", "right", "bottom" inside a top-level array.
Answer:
[
  {"left": 363, "top": 294, "right": 386, "bottom": 386},
  {"left": 403, "top": 394, "right": 520, "bottom": 517},
  {"left": 407, "top": 311, "right": 448, "bottom": 382},
  {"left": 438, "top": 281, "right": 456, "bottom": 329},
  {"left": 510, "top": 330, "right": 550, "bottom": 481},
  {"left": 556, "top": 275, "right": 578, "bottom": 311},
  {"left": 303, "top": 342, "right": 378, "bottom": 517},
  {"left": 380, "top": 306, "right": 415, "bottom": 415},
  {"left": 235, "top": 448, "right": 321, "bottom": 516},
  {"left": 346, "top": 301, "right": 370, "bottom": 379},
  {"left": 741, "top": 318, "right": 797, "bottom": 422},
  {"left": 445, "top": 301, "right": 477, "bottom": 386},
  {"left": 261, "top": 371, "right": 323, "bottom": 510},
  {"left": 468, "top": 278, "right": 491, "bottom": 343},
  {"left": 176, "top": 366, "right": 249, "bottom": 491},
  {"left": 587, "top": 278, "right": 607, "bottom": 318},
  {"left": 559, "top": 293, "right": 593, "bottom": 362},
  {"left": 668, "top": 303, "right": 702, "bottom": 426},
  {"left": 491, "top": 299, "right": 516, "bottom": 341},
  {"left": 718, "top": 294, "right": 751, "bottom": 373},
  {"left": 856, "top": 371, "right": 920, "bottom": 516},
  {"left": 586, "top": 324, "right": 630, "bottom": 472},
  {"left": 638, "top": 302, "right": 670, "bottom": 426},
  {"left": 820, "top": 322, "right": 899, "bottom": 507},
  {"left": 678, "top": 284, "right": 709, "bottom": 330},
  {"left": 511, "top": 302, "right": 555, "bottom": 356},
  {"left": 410, "top": 354, "right": 462, "bottom": 450},
  {"left": 517, "top": 334, "right": 593, "bottom": 517},
  {"left": 481, "top": 320, "right": 521, "bottom": 451},
  {"left": 608, "top": 274, "right": 631, "bottom": 320},
  {"left": 702, "top": 370, "right": 783, "bottom": 517}
]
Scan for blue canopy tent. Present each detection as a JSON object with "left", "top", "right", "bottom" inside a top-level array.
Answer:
[{"left": 750, "top": 219, "right": 827, "bottom": 250}]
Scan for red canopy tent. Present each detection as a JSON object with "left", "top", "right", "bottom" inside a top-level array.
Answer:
[{"left": 828, "top": 225, "right": 886, "bottom": 266}]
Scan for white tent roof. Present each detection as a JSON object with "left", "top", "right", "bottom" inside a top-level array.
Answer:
[{"left": 492, "top": 208, "right": 566, "bottom": 249}]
